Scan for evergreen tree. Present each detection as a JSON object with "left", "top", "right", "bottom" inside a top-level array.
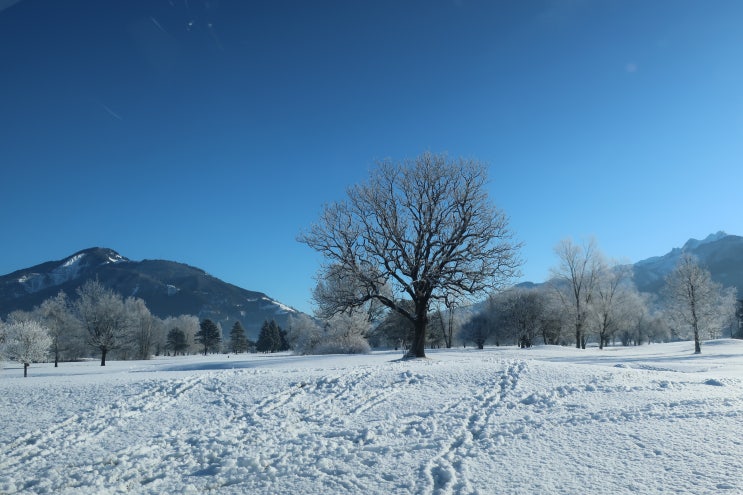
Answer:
[
  {"left": 278, "top": 327, "right": 290, "bottom": 352},
  {"left": 256, "top": 319, "right": 282, "bottom": 353},
  {"left": 196, "top": 319, "right": 221, "bottom": 355},
  {"left": 229, "top": 321, "right": 248, "bottom": 353},
  {"left": 166, "top": 327, "right": 188, "bottom": 355}
]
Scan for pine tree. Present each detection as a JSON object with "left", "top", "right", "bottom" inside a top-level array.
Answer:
[
  {"left": 256, "top": 320, "right": 282, "bottom": 353},
  {"left": 278, "top": 327, "right": 290, "bottom": 352},
  {"left": 229, "top": 321, "right": 248, "bottom": 353},
  {"left": 196, "top": 319, "right": 221, "bottom": 355}
]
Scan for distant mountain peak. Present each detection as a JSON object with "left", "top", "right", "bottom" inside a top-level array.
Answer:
[
  {"left": 682, "top": 231, "right": 728, "bottom": 251},
  {"left": 632, "top": 231, "right": 743, "bottom": 296}
]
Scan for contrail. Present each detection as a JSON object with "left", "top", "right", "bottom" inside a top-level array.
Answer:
[
  {"left": 100, "top": 103, "right": 123, "bottom": 121},
  {"left": 150, "top": 16, "right": 167, "bottom": 34},
  {"left": 0, "top": 0, "right": 23, "bottom": 15}
]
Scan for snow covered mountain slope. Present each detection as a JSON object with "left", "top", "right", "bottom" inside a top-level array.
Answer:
[
  {"left": 1, "top": 341, "right": 742, "bottom": 494},
  {"left": 633, "top": 232, "right": 743, "bottom": 295},
  {"left": 0, "top": 247, "right": 298, "bottom": 338}
]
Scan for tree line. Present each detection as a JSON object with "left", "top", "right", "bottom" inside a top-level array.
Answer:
[
  {"left": 297, "top": 152, "right": 740, "bottom": 356},
  {"left": 0, "top": 279, "right": 295, "bottom": 376},
  {"left": 3, "top": 153, "right": 740, "bottom": 373}
]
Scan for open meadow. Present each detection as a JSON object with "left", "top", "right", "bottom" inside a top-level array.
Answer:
[{"left": 2, "top": 340, "right": 743, "bottom": 494}]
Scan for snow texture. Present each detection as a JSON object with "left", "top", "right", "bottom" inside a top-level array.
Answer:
[
  {"left": 260, "top": 296, "right": 296, "bottom": 314},
  {"left": 2, "top": 341, "right": 743, "bottom": 494}
]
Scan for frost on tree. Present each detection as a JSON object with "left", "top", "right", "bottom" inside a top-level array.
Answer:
[
  {"left": 299, "top": 152, "right": 522, "bottom": 358},
  {"left": 287, "top": 312, "right": 370, "bottom": 355},
  {"left": 2, "top": 320, "right": 52, "bottom": 377},
  {"left": 551, "top": 238, "right": 604, "bottom": 349},
  {"left": 664, "top": 253, "right": 737, "bottom": 354},
  {"left": 75, "top": 280, "right": 129, "bottom": 366}
]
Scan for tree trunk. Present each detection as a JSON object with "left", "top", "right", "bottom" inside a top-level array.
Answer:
[
  {"left": 446, "top": 309, "right": 454, "bottom": 349},
  {"left": 407, "top": 310, "right": 428, "bottom": 358},
  {"left": 24, "top": 362, "right": 28, "bottom": 378},
  {"left": 100, "top": 348, "right": 107, "bottom": 366},
  {"left": 694, "top": 328, "right": 701, "bottom": 354},
  {"left": 575, "top": 327, "right": 582, "bottom": 349}
]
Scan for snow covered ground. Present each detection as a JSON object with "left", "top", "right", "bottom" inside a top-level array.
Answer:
[{"left": 2, "top": 340, "right": 743, "bottom": 494}]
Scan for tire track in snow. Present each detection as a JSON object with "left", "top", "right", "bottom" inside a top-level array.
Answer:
[{"left": 424, "top": 360, "right": 526, "bottom": 495}]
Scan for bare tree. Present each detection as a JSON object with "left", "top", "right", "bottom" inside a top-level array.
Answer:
[
  {"left": 619, "top": 290, "right": 650, "bottom": 346},
  {"left": 2, "top": 320, "right": 52, "bottom": 377},
  {"left": 492, "top": 287, "right": 548, "bottom": 348},
  {"left": 664, "top": 253, "right": 735, "bottom": 354},
  {"left": 592, "top": 263, "right": 634, "bottom": 349},
  {"left": 312, "top": 263, "right": 391, "bottom": 323},
  {"left": 74, "top": 279, "right": 129, "bottom": 366},
  {"left": 299, "top": 152, "right": 522, "bottom": 358},
  {"left": 370, "top": 301, "right": 415, "bottom": 350},
  {"left": 551, "top": 238, "right": 604, "bottom": 349},
  {"left": 432, "top": 295, "right": 460, "bottom": 349},
  {"left": 460, "top": 313, "right": 493, "bottom": 350},
  {"left": 717, "top": 287, "right": 738, "bottom": 339},
  {"left": 538, "top": 288, "right": 566, "bottom": 345},
  {"left": 36, "top": 291, "right": 75, "bottom": 367}
]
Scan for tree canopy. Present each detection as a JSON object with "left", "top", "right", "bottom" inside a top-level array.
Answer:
[{"left": 299, "top": 152, "right": 522, "bottom": 357}]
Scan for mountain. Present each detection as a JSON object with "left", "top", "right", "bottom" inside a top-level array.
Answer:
[
  {"left": 0, "top": 247, "right": 299, "bottom": 339},
  {"left": 633, "top": 231, "right": 743, "bottom": 296}
]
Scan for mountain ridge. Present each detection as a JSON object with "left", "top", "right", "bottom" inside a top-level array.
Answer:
[
  {"left": 632, "top": 232, "right": 743, "bottom": 295},
  {"left": 0, "top": 247, "right": 299, "bottom": 338}
]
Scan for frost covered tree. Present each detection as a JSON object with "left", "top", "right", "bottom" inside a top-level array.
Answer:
[
  {"left": 537, "top": 289, "right": 566, "bottom": 345},
  {"left": 551, "top": 238, "right": 605, "bottom": 349},
  {"left": 370, "top": 300, "right": 415, "bottom": 349},
  {"left": 74, "top": 280, "right": 130, "bottom": 366},
  {"left": 592, "top": 263, "right": 634, "bottom": 349},
  {"left": 196, "top": 319, "right": 221, "bottom": 355},
  {"left": 618, "top": 290, "right": 651, "bottom": 346},
  {"left": 664, "top": 254, "right": 737, "bottom": 354},
  {"left": 312, "top": 263, "right": 390, "bottom": 324},
  {"left": 287, "top": 313, "right": 323, "bottom": 354},
  {"left": 288, "top": 313, "right": 370, "bottom": 355},
  {"left": 431, "top": 297, "right": 461, "bottom": 349},
  {"left": 163, "top": 315, "right": 200, "bottom": 354},
  {"left": 35, "top": 291, "right": 75, "bottom": 367},
  {"left": 299, "top": 152, "right": 522, "bottom": 358},
  {"left": 125, "top": 297, "right": 156, "bottom": 360},
  {"left": 492, "top": 287, "right": 548, "bottom": 348},
  {"left": 318, "top": 313, "right": 371, "bottom": 354},
  {"left": 2, "top": 320, "right": 52, "bottom": 377}
]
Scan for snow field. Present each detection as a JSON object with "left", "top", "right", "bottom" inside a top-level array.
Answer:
[{"left": 1, "top": 342, "right": 743, "bottom": 494}]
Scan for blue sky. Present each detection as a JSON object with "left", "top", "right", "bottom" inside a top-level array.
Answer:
[{"left": 1, "top": 0, "right": 741, "bottom": 314}]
